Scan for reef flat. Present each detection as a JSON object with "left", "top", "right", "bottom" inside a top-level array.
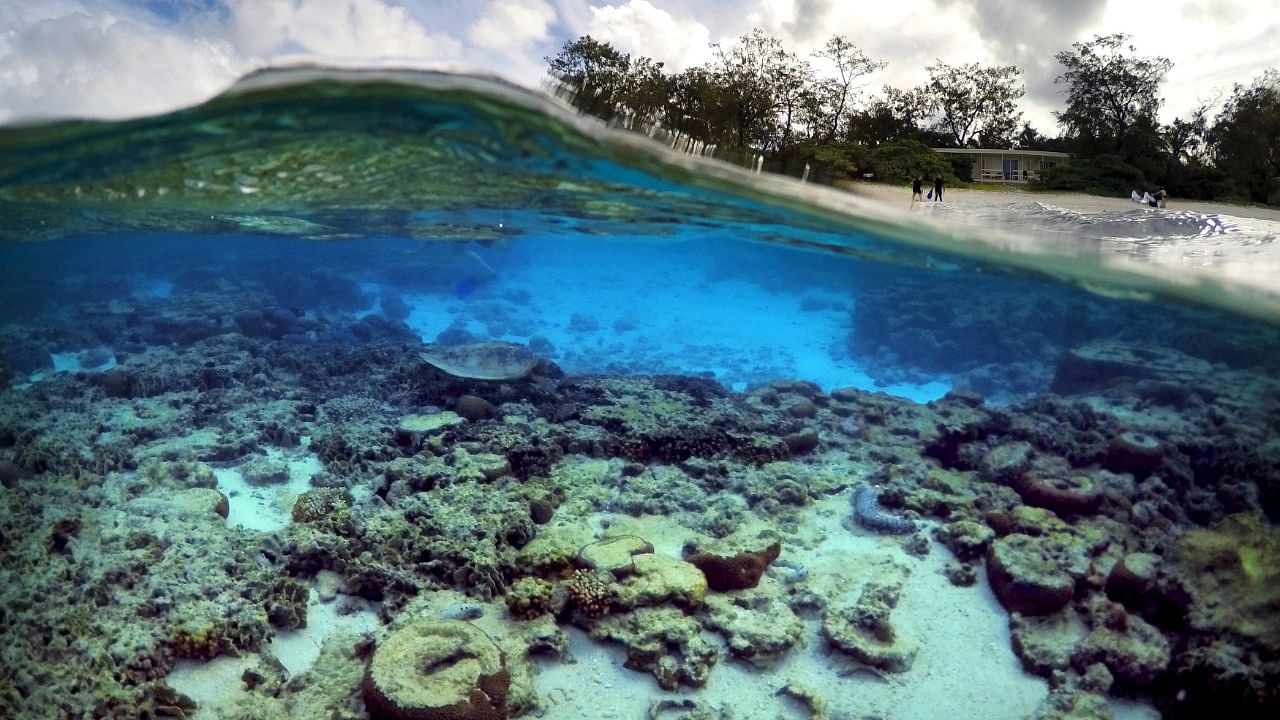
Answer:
[{"left": 2, "top": 283, "right": 1278, "bottom": 720}]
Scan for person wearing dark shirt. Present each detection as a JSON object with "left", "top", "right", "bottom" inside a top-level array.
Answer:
[
  {"left": 933, "top": 175, "right": 944, "bottom": 202},
  {"left": 911, "top": 177, "right": 923, "bottom": 202}
]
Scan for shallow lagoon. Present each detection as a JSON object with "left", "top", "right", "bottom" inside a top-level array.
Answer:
[{"left": 1, "top": 70, "right": 1278, "bottom": 720}]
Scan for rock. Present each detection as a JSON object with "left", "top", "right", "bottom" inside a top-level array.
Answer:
[
  {"left": 1011, "top": 609, "right": 1086, "bottom": 676},
  {"left": 102, "top": 367, "right": 135, "bottom": 398},
  {"left": 979, "top": 441, "right": 1033, "bottom": 486},
  {"left": 787, "top": 400, "right": 817, "bottom": 418},
  {"left": 830, "top": 387, "right": 862, "bottom": 402},
  {"left": 528, "top": 498, "right": 555, "bottom": 525},
  {"left": 1103, "top": 431, "right": 1164, "bottom": 477},
  {"left": 1076, "top": 600, "right": 1170, "bottom": 687},
  {"left": 396, "top": 411, "right": 463, "bottom": 444},
  {"left": 315, "top": 570, "right": 344, "bottom": 603},
  {"left": 944, "top": 562, "right": 978, "bottom": 586},
  {"left": 1169, "top": 512, "right": 1280, "bottom": 648},
  {"left": 456, "top": 395, "right": 495, "bottom": 422},
  {"left": 1050, "top": 340, "right": 1212, "bottom": 395},
  {"left": 1027, "top": 686, "right": 1116, "bottom": 720},
  {"left": 578, "top": 535, "right": 654, "bottom": 577},
  {"left": 782, "top": 428, "right": 819, "bottom": 455},
  {"left": 240, "top": 456, "right": 289, "bottom": 486},
  {"left": 470, "top": 452, "right": 512, "bottom": 482},
  {"left": 590, "top": 607, "right": 717, "bottom": 690},
  {"left": 986, "top": 534, "right": 1076, "bottom": 616},
  {"left": 1, "top": 342, "right": 50, "bottom": 374},
  {"left": 362, "top": 619, "right": 509, "bottom": 720},
  {"left": 702, "top": 583, "right": 803, "bottom": 667},
  {"left": 1016, "top": 471, "right": 1102, "bottom": 516},
  {"left": 172, "top": 488, "right": 232, "bottom": 520},
  {"left": 823, "top": 582, "right": 918, "bottom": 673},
  {"left": 615, "top": 554, "right": 708, "bottom": 610},
  {"left": 1105, "top": 553, "right": 1160, "bottom": 609},
  {"left": 505, "top": 577, "right": 555, "bottom": 620},
  {"left": 942, "top": 389, "right": 985, "bottom": 407},
  {"left": 935, "top": 520, "right": 995, "bottom": 562},
  {"left": 0, "top": 459, "right": 20, "bottom": 488},
  {"left": 683, "top": 531, "right": 781, "bottom": 592},
  {"left": 514, "top": 524, "right": 594, "bottom": 576}
]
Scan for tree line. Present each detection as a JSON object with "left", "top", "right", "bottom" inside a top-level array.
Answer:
[{"left": 546, "top": 31, "right": 1279, "bottom": 204}]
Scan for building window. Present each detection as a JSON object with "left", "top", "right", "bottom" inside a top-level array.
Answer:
[{"left": 1038, "top": 159, "right": 1057, "bottom": 170}]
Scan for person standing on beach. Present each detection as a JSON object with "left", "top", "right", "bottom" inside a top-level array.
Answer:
[
  {"left": 933, "top": 175, "right": 944, "bottom": 202},
  {"left": 912, "top": 177, "right": 923, "bottom": 202}
]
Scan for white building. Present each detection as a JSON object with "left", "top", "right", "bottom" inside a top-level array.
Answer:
[{"left": 934, "top": 148, "right": 1072, "bottom": 183}]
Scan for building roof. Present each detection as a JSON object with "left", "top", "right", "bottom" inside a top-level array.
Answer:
[{"left": 933, "top": 148, "right": 1072, "bottom": 158}]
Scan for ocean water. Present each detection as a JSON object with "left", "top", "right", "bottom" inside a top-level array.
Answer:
[{"left": 1, "top": 69, "right": 1278, "bottom": 720}]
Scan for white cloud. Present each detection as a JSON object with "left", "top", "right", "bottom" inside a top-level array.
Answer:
[
  {"left": 0, "top": 0, "right": 467, "bottom": 121},
  {"left": 226, "top": 0, "right": 461, "bottom": 60},
  {"left": 586, "top": 0, "right": 713, "bottom": 71},
  {"left": 468, "top": 0, "right": 557, "bottom": 51},
  {"left": 0, "top": 9, "right": 246, "bottom": 122}
]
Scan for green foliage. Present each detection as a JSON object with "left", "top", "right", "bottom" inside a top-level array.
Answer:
[
  {"left": 1211, "top": 70, "right": 1280, "bottom": 203},
  {"left": 1037, "top": 154, "right": 1146, "bottom": 196},
  {"left": 545, "top": 35, "right": 632, "bottom": 119},
  {"left": 946, "top": 155, "right": 974, "bottom": 182},
  {"left": 859, "top": 141, "right": 951, "bottom": 183}
]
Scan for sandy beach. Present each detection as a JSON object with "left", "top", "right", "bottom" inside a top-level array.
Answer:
[{"left": 846, "top": 182, "right": 1280, "bottom": 221}]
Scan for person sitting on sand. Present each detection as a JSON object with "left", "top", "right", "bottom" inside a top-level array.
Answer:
[
  {"left": 933, "top": 175, "right": 944, "bottom": 202},
  {"left": 1139, "top": 188, "right": 1168, "bottom": 209},
  {"left": 911, "top": 177, "right": 923, "bottom": 202}
]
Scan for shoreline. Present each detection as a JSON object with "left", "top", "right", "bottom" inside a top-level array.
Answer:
[{"left": 845, "top": 182, "right": 1280, "bottom": 221}]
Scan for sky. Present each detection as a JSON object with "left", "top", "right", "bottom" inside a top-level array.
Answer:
[{"left": 0, "top": 0, "right": 1277, "bottom": 134}]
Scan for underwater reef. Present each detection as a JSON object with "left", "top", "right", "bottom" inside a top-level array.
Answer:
[{"left": 1, "top": 282, "right": 1280, "bottom": 720}]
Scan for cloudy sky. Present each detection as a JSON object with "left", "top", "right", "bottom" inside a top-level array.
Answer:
[{"left": 1, "top": 0, "right": 1276, "bottom": 134}]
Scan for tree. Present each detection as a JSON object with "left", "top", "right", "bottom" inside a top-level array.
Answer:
[
  {"left": 618, "top": 56, "right": 669, "bottom": 129},
  {"left": 845, "top": 86, "right": 953, "bottom": 147},
  {"left": 664, "top": 67, "right": 716, "bottom": 147},
  {"left": 813, "top": 35, "right": 886, "bottom": 142},
  {"left": 1054, "top": 33, "right": 1172, "bottom": 150},
  {"left": 924, "top": 61, "right": 1024, "bottom": 147},
  {"left": 767, "top": 49, "right": 819, "bottom": 152},
  {"left": 709, "top": 28, "right": 789, "bottom": 148},
  {"left": 545, "top": 36, "right": 634, "bottom": 119},
  {"left": 1210, "top": 70, "right": 1280, "bottom": 202},
  {"left": 1162, "top": 102, "right": 1210, "bottom": 164}
]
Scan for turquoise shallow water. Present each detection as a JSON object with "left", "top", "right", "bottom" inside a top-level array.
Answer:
[{"left": 1, "top": 69, "right": 1278, "bottom": 720}]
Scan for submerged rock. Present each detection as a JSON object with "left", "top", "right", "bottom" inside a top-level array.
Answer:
[
  {"left": 590, "top": 606, "right": 718, "bottom": 690},
  {"left": 683, "top": 529, "right": 781, "bottom": 592},
  {"left": 578, "top": 534, "right": 654, "bottom": 577},
  {"left": 986, "top": 534, "right": 1076, "bottom": 616},
  {"left": 701, "top": 581, "right": 804, "bottom": 668},
  {"left": 823, "top": 581, "right": 918, "bottom": 673},
  {"left": 363, "top": 618, "right": 509, "bottom": 720}
]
